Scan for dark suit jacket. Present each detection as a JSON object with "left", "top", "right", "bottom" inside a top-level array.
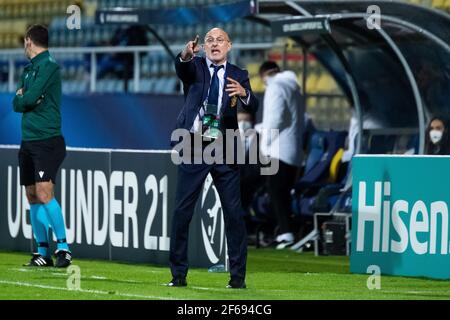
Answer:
[{"left": 172, "top": 53, "right": 258, "bottom": 146}]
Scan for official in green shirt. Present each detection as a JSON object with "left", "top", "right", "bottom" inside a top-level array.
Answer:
[
  {"left": 13, "top": 25, "right": 72, "bottom": 268},
  {"left": 13, "top": 43, "right": 61, "bottom": 140}
]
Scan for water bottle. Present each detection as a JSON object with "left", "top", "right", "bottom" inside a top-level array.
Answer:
[{"left": 208, "top": 264, "right": 226, "bottom": 273}]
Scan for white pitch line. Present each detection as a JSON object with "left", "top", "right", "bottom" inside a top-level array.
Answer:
[
  {"left": 383, "top": 289, "right": 450, "bottom": 295},
  {"left": 0, "top": 280, "right": 179, "bottom": 300},
  {"left": 192, "top": 286, "right": 240, "bottom": 292},
  {"left": 10, "top": 269, "right": 143, "bottom": 284},
  {"left": 11, "top": 268, "right": 63, "bottom": 273},
  {"left": 190, "top": 286, "right": 450, "bottom": 297},
  {"left": 89, "top": 275, "right": 143, "bottom": 284},
  {"left": 191, "top": 286, "right": 300, "bottom": 293}
]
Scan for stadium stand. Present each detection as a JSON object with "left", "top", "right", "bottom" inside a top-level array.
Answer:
[{"left": 0, "top": 0, "right": 448, "bottom": 132}]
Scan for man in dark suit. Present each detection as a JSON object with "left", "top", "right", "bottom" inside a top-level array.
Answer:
[{"left": 168, "top": 28, "right": 258, "bottom": 289}]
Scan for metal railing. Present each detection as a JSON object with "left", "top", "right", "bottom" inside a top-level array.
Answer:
[{"left": 0, "top": 43, "right": 280, "bottom": 93}]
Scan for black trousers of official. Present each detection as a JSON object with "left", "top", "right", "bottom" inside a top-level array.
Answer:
[
  {"left": 267, "top": 160, "right": 298, "bottom": 235},
  {"left": 169, "top": 159, "right": 247, "bottom": 281}
]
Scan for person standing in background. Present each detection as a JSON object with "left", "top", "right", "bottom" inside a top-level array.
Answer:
[
  {"left": 13, "top": 25, "right": 71, "bottom": 268},
  {"left": 425, "top": 115, "right": 450, "bottom": 155},
  {"left": 258, "top": 61, "right": 305, "bottom": 249}
]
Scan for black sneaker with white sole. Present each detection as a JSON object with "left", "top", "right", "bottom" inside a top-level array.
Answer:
[
  {"left": 23, "top": 253, "right": 54, "bottom": 267},
  {"left": 55, "top": 250, "right": 72, "bottom": 268}
]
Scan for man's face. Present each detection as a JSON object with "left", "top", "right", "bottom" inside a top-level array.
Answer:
[
  {"left": 260, "top": 71, "right": 270, "bottom": 87},
  {"left": 237, "top": 112, "right": 252, "bottom": 123},
  {"left": 260, "top": 69, "right": 278, "bottom": 87},
  {"left": 203, "top": 28, "right": 231, "bottom": 65},
  {"left": 24, "top": 37, "right": 32, "bottom": 59},
  {"left": 237, "top": 112, "right": 254, "bottom": 134}
]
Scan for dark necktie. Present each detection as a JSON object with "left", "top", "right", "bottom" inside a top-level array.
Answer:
[{"left": 207, "top": 64, "right": 224, "bottom": 109}]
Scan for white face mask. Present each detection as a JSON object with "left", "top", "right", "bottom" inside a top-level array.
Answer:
[
  {"left": 429, "top": 129, "right": 443, "bottom": 144},
  {"left": 238, "top": 120, "right": 252, "bottom": 133},
  {"left": 264, "top": 75, "right": 276, "bottom": 87}
]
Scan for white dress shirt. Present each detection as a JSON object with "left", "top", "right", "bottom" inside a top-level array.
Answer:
[{"left": 190, "top": 57, "right": 227, "bottom": 133}]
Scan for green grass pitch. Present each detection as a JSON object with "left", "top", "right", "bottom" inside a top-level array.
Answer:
[{"left": 0, "top": 249, "right": 449, "bottom": 300}]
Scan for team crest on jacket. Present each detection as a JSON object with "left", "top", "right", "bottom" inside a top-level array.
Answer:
[{"left": 230, "top": 96, "right": 238, "bottom": 108}]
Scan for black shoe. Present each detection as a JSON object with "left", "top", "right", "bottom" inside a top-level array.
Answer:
[
  {"left": 167, "top": 277, "right": 187, "bottom": 287},
  {"left": 55, "top": 250, "right": 72, "bottom": 268},
  {"left": 226, "top": 278, "right": 246, "bottom": 289},
  {"left": 23, "top": 253, "right": 54, "bottom": 267}
]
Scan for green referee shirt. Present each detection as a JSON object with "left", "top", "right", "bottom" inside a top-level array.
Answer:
[{"left": 13, "top": 50, "right": 62, "bottom": 141}]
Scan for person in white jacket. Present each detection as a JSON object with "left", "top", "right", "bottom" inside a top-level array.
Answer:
[{"left": 258, "top": 61, "right": 305, "bottom": 249}]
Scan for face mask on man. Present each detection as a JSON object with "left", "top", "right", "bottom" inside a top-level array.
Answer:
[
  {"left": 263, "top": 75, "right": 275, "bottom": 87},
  {"left": 238, "top": 120, "right": 252, "bottom": 133},
  {"left": 429, "top": 129, "right": 443, "bottom": 144}
]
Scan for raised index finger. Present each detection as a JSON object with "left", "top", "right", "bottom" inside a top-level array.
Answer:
[{"left": 193, "top": 35, "right": 199, "bottom": 47}]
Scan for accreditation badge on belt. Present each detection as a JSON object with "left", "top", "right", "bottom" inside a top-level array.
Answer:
[{"left": 201, "top": 102, "right": 221, "bottom": 140}]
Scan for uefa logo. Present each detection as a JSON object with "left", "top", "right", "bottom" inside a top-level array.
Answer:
[{"left": 200, "top": 174, "right": 226, "bottom": 264}]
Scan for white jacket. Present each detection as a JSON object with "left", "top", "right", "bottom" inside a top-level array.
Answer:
[
  {"left": 342, "top": 110, "right": 382, "bottom": 162},
  {"left": 259, "top": 71, "right": 305, "bottom": 167}
]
